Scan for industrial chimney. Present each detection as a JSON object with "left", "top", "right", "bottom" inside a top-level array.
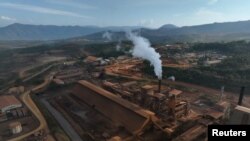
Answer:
[
  {"left": 219, "top": 86, "right": 224, "bottom": 101},
  {"left": 238, "top": 86, "right": 245, "bottom": 105},
  {"left": 158, "top": 79, "right": 161, "bottom": 93}
]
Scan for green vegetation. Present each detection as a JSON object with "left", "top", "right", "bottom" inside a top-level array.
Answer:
[
  {"left": 83, "top": 41, "right": 131, "bottom": 58},
  {"left": 25, "top": 78, "right": 44, "bottom": 85},
  {"left": 142, "top": 41, "right": 250, "bottom": 94},
  {"left": 143, "top": 60, "right": 156, "bottom": 77},
  {"left": 162, "top": 65, "right": 250, "bottom": 94},
  {"left": 190, "top": 40, "right": 250, "bottom": 54},
  {"left": 0, "top": 49, "right": 13, "bottom": 59},
  {"left": 26, "top": 62, "right": 55, "bottom": 75},
  {"left": 2, "top": 39, "right": 249, "bottom": 95},
  {"left": 0, "top": 40, "right": 44, "bottom": 49},
  {"left": 15, "top": 42, "right": 82, "bottom": 55},
  {"left": 171, "top": 41, "right": 250, "bottom": 93}
]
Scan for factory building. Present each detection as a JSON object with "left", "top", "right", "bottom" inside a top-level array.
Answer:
[
  {"left": 8, "top": 86, "right": 25, "bottom": 95},
  {"left": 0, "top": 95, "right": 22, "bottom": 113},
  {"left": 72, "top": 80, "right": 157, "bottom": 134},
  {"left": 84, "top": 56, "right": 98, "bottom": 63},
  {"left": 9, "top": 121, "right": 22, "bottom": 134},
  {"left": 228, "top": 105, "right": 250, "bottom": 124},
  {"left": 229, "top": 86, "right": 250, "bottom": 124}
]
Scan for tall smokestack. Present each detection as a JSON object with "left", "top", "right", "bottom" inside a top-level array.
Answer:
[
  {"left": 238, "top": 86, "right": 245, "bottom": 105},
  {"left": 158, "top": 79, "right": 161, "bottom": 93}
]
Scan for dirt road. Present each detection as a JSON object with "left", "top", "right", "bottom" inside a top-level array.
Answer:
[
  {"left": 8, "top": 76, "right": 53, "bottom": 141},
  {"left": 22, "top": 64, "right": 55, "bottom": 82}
]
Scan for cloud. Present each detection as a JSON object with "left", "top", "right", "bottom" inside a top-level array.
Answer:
[
  {"left": 0, "top": 3, "right": 92, "bottom": 19},
  {"left": 173, "top": 13, "right": 183, "bottom": 17},
  {"left": 208, "top": 0, "right": 218, "bottom": 5},
  {"left": 184, "top": 8, "right": 226, "bottom": 25},
  {"left": 139, "top": 19, "right": 155, "bottom": 27},
  {"left": 0, "top": 16, "right": 16, "bottom": 21},
  {"left": 195, "top": 8, "right": 223, "bottom": 18},
  {"left": 46, "top": 0, "right": 97, "bottom": 10}
]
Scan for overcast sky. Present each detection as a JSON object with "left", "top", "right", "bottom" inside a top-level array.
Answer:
[{"left": 0, "top": 0, "right": 250, "bottom": 28}]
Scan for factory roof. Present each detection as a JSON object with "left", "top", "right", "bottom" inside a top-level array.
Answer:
[
  {"left": 152, "top": 93, "right": 166, "bottom": 100},
  {"left": 77, "top": 80, "right": 155, "bottom": 117},
  {"left": 9, "top": 121, "right": 21, "bottom": 128},
  {"left": 228, "top": 105, "right": 250, "bottom": 124},
  {"left": 73, "top": 80, "right": 157, "bottom": 133},
  {"left": 205, "top": 109, "right": 224, "bottom": 119},
  {"left": 84, "top": 56, "right": 98, "bottom": 62},
  {"left": 235, "top": 105, "right": 250, "bottom": 113},
  {"left": 213, "top": 101, "right": 230, "bottom": 112},
  {"left": 169, "top": 89, "right": 182, "bottom": 96},
  {"left": 0, "top": 96, "right": 22, "bottom": 110},
  {"left": 53, "top": 79, "right": 64, "bottom": 85},
  {"left": 121, "top": 81, "right": 137, "bottom": 87},
  {"left": 8, "top": 86, "right": 25, "bottom": 94},
  {"left": 55, "top": 72, "right": 83, "bottom": 79},
  {"left": 103, "top": 81, "right": 118, "bottom": 88},
  {"left": 141, "top": 85, "right": 154, "bottom": 90}
]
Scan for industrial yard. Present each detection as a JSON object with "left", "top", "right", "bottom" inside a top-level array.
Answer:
[
  {"left": 23, "top": 52, "right": 250, "bottom": 140},
  {"left": 2, "top": 0, "right": 250, "bottom": 140},
  {"left": 0, "top": 39, "right": 250, "bottom": 141},
  {"left": 1, "top": 22, "right": 250, "bottom": 141}
]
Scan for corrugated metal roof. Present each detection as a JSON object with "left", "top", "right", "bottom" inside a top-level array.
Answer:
[
  {"left": 235, "top": 105, "right": 250, "bottom": 113},
  {"left": 72, "top": 80, "right": 157, "bottom": 133},
  {"left": 85, "top": 56, "right": 98, "bottom": 62},
  {"left": 0, "top": 95, "right": 22, "bottom": 110},
  {"left": 77, "top": 80, "right": 155, "bottom": 117},
  {"left": 169, "top": 89, "right": 182, "bottom": 96}
]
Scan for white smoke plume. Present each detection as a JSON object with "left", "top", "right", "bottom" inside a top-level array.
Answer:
[
  {"left": 102, "top": 31, "right": 122, "bottom": 51},
  {"left": 126, "top": 31, "right": 162, "bottom": 79},
  {"left": 102, "top": 31, "right": 112, "bottom": 41},
  {"left": 116, "top": 40, "right": 121, "bottom": 51}
]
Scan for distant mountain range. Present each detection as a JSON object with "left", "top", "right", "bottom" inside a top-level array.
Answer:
[
  {"left": 80, "top": 20, "right": 250, "bottom": 43},
  {"left": 158, "top": 24, "right": 178, "bottom": 30},
  {"left": 140, "top": 20, "right": 250, "bottom": 43},
  {"left": 0, "top": 23, "right": 142, "bottom": 40},
  {"left": 1, "top": 20, "right": 250, "bottom": 42}
]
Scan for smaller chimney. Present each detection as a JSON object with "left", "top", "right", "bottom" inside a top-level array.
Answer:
[
  {"left": 141, "top": 85, "right": 154, "bottom": 95},
  {"left": 238, "top": 86, "right": 245, "bottom": 105},
  {"left": 219, "top": 86, "right": 224, "bottom": 101},
  {"left": 158, "top": 79, "right": 161, "bottom": 93}
]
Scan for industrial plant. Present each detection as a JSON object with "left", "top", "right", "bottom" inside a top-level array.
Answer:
[
  {"left": 1, "top": 0, "right": 250, "bottom": 139},
  {"left": 0, "top": 29, "right": 250, "bottom": 141}
]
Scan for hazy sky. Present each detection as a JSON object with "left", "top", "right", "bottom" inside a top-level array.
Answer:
[{"left": 0, "top": 0, "right": 250, "bottom": 28}]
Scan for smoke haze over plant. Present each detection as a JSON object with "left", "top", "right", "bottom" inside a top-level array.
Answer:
[
  {"left": 102, "top": 31, "right": 112, "bottom": 41},
  {"left": 126, "top": 31, "right": 162, "bottom": 79}
]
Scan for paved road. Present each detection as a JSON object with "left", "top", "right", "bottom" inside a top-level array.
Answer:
[
  {"left": 23, "top": 64, "right": 55, "bottom": 82},
  {"left": 41, "top": 99, "right": 83, "bottom": 141}
]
